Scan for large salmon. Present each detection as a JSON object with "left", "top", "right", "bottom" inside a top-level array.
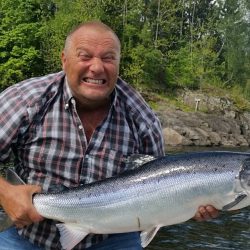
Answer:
[{"left": 1, "top": 151, "right": 250, "bottom": 249}]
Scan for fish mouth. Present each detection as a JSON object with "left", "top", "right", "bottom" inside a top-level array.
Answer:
[{"left": 82, "top": 78, "right": 106, "bottom": 85}]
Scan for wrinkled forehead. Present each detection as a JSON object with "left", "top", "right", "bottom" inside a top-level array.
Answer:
[{"left": 65, "top": 25, "right": 121, "bottom": 53}]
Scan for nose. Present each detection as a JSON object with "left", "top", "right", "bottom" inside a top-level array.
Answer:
[{"left": 89, "top": 57, "right": 104, "bottom": 74}]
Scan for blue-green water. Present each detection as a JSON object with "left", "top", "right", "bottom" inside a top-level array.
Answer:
[{"left": 147, "top": 207, "right": 250, "bottom": 249}]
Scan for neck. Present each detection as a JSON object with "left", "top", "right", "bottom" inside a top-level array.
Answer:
[
  {"left": 76, "top": 96, "right": 111, "bottom": 111},
  {"left": 76, "top": 99, "right": 111, "bottom": 142}
]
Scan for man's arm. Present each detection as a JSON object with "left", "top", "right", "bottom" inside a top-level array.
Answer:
[{"left": 0, "top": 176, "right": 43, "bottom": 228}]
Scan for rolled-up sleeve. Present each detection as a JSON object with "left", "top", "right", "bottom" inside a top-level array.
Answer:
[{"left": 0, "top": 85, "right": 28, "bottom": 162}]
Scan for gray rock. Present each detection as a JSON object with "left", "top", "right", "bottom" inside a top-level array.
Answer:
[
  {"left": 157, "top": 108, "right": 250, "bottom": 148},
  {"left": 162, "top": 128, "right": 183, "bottom": 146}
]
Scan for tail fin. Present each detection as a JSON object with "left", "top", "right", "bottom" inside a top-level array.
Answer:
[
  {"left": 6, "top": 168, "right": 25, "bottom": 185},
  {"left": 0, "top": 168, "right": 25, "bottom": 232}
]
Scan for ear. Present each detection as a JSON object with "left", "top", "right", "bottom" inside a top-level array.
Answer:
[{"left": 61, "top": 51, "right": 66, "bottom": 70}]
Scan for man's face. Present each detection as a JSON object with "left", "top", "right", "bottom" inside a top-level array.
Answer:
[{"left": 61, "top": 27, "right": 120, "bottom": 107}]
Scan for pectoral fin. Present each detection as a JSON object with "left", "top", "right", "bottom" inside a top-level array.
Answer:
[
  {"left": 56, "top": 223, "right": 89, "bottom": 250},
  {"left": 222, "top": 193, "right": 247, "bottom": 211},
  {"left": 140, "top": 226, "right": 161, "bottom": 248}
]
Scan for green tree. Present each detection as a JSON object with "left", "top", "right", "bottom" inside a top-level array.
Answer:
[
  {"left": 1, "top": 0, "right": 249, "bottom": 96},
  {"left": 216, "top": 0, "right": 249, "bottom": 87},
  {"left": 41, "top": 0, "right": 124, "bottom": 73},
  {"left": 41, "top": 0, "right": 167, "bottom": 86},
  {"left": 0, "top": 0, "right": 54, "bottom": 89}
]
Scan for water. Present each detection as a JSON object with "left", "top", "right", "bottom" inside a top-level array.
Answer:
[
  {"left": 147, "top": 207, "right": 250, "bottom": 250},
  {"left": 1, "top": 147, "right": 250, "bottom": 249}
]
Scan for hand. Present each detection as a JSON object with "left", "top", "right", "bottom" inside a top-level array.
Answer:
[
  {"left": 193, "top": 205, "right": 219, "bottom": 222},
  {"left": 0, "top": 182, "right": 44, "bottom": 228}
]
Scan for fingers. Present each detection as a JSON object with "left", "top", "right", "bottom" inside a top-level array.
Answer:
[
  {"left": 11, "top": 206, "right": 35, "bottom": 228},
  {"left": 28, "top": 206, "right": 44, "bottom": 224},
  {"left": 194, "top": 205, "right": 219, "bottom": 222},
  {"left": 23, "top": 185, "right": 44, "bottom": 224},
  {"left": 1, "top": 184, "right": 44, "bottom": 228},
  {"left": 15, "top": 216, "right": 33, "bottom": 229},
  {"left": 11, "top": 200, "right": 43, "bottom": 228}
]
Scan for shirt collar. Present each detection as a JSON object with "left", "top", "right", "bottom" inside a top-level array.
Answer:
[{"left": 63, "top": 77, "right": 74, "bottom": 109}]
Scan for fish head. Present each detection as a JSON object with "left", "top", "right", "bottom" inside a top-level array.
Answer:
[{"left": 239, "top": 158, "right": 250, "bottom": 193}]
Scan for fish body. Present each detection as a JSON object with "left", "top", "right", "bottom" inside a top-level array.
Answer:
[{"left": 31, "top": 151, "right": 250, "bottom": 249}]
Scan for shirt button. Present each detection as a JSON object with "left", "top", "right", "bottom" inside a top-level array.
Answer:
[
  {"left": 78, "top": 125, "right": 83, "bottom": 130},
  {"left": 65, "top": 103, "right": 69, "bottom": 110},
  {"left": 71, "top": 99, "right": 76, "bottom": 105}
]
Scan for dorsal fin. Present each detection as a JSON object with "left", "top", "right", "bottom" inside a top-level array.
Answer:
[{"left": 125, "top": 154, "right": 156, "bottom": 170}]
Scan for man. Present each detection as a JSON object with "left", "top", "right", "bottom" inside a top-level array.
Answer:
[{"left": 0, "top": 21, "right": 218, "bottom": 249}]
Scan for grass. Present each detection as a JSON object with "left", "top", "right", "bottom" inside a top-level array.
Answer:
[{"left": 139, "top": 83, "right": 250, "bottom": 112}]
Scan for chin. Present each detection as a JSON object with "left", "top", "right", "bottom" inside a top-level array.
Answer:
[{"left": 85, "top": 90, "right": 111, "bottom": 99}]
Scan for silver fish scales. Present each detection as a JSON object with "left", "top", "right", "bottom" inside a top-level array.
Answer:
[
  {"left": 1, "top": 151, "right": 250, "bottom": 249},
  {"left": 32, "top": 151, "right": 250, "bottom": 249}
]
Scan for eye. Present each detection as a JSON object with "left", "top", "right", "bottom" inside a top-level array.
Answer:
[
  {"left": 102, "top": 54, "right": 116, "bottom": 62},
  {"left": 78, "top": 53, "right": 91, "bottom": 61}
]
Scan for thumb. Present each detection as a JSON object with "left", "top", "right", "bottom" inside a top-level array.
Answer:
[
  {"left": 25, "top": 184, "right": 42, "bottom": 197},
  {"left": 30, "top": 184, "right": 42, "bottom": 194}
]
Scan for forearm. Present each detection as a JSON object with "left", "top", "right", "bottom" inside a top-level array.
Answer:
[{"left": 0, "top": 176, "right": 12, "bottom": 205}]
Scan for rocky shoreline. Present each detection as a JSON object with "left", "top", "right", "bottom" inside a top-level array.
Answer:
[{"left": 155, "top": 92, "right": 250, "bottom": 149}]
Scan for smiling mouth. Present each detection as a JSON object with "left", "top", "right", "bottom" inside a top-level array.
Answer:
[{"left": 82, "top": 78, "right": 106, "bottom": 85}]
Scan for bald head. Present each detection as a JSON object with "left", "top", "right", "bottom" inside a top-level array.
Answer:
[
  {"left": 64, "top": 21, "right": 121, "bottom": 54},
  {"left": 61, "top": 20, "right": 120, "bottom": 108}
]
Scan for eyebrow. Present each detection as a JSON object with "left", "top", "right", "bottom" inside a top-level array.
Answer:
[
  {"left": 76, "top": 47, "right": 119, "bottom": 57},
  {"left": 76, "top": 47, "right": 115, "bottom": 51}
]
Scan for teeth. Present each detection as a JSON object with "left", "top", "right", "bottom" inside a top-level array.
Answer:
[{"left": 84, "top": 78, "right": 104, "bottom": 85}]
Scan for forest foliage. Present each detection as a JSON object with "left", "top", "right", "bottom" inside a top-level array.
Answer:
[{"left": 0, "top": 0, "right": 249, "bottom": 99}]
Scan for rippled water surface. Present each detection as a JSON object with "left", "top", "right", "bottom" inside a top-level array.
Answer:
[{"left": 147, "top": 207, "right": 250, "bottom": 250}]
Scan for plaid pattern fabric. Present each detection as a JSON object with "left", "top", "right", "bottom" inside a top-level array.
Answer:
[{"left": 0, "top": 71, "right": 164, "bottom": 249}]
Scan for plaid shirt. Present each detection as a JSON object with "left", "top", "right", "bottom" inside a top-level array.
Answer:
[{"left": 0, "top": 71, "right": 164, "bottom": 249}]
